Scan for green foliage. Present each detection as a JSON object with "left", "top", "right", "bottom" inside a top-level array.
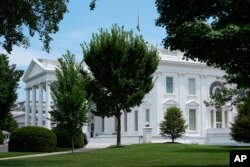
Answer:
[
  {"left": 0, "top": 0, "right": 69, "bottom": 53},
  {"left": 4, "top": 113, "right": 18, "bottom": 133},
  {"left": 8, "top": 126, "right": 57, "bottom": 152},
  {"left": 52, "top": 125, "right": 86, "bottom": 148},
  {"left": 155, "top": 0, "right": 250, "bottom": 88},
  {"left": 51, "top": 51, "right": 91, "bottom": 153},
  {"left": 0, "top": 54, "right": 23, "bottom": 130},
  {"left": 82, "top": 24, "right": 159, "bottom": 146},
  {"left": 231, "top": 95, "right": 250, "bottom": 143},
  {"left": 160, "top": 107, "right": 187, "bottom": 142},
  {"left": 0, "top": 130, "right": 3, "bottom": 144}
]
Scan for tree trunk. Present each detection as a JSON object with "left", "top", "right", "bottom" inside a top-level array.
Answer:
[
  {"left": 171, "top": 136, "right": 174, "bottom": 143},
  {"left": 116, "top": 114, "right": 121, "bottom": 147},
  {"left": 71, "top": 135, "right": 74, "bottom": 153}
]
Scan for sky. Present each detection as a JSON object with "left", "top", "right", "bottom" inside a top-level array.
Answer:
[{"left": 0, "top": 0, "right": 166, "bottom": 102}]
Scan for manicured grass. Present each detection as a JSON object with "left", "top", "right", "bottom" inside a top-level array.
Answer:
[
  {"left": 0, "top": 152, "right": 33, "bottom": 158},
  {"left": 0, "top": 143, "right": 249, "bottom": 167},
  {"left": 0, "top": 148, "right": 71, "bottom": 159}
]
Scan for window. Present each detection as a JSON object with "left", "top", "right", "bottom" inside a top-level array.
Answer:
[
  {"left": 145, "top": 109, "right": 150, "bottom": 125},
  {"left": 124, "top": 112, "right": 127, "bottom": 132},
  {"left": 211, "top": 110, "right": 227, "bottom": 128},
  {"left": 166, "top": 77, "right": 173, "bottom": 93},
  {"left": 216, "top": 110, "right": 222, "bottom": 128},
  {"left": 134, "top": 111, "right": 138, "bottom": 131},
  {"left": 102, "top": 118, "right": 105, "bottom": 132},
  {"left": 189, "top": 109, "right": 196, "bottom": 130},
  {"left": 210, "top": 110, "right": 214, "bottom": 128},
  {"left": 188, "top": 78, "right": 196, "bottom": 95}
]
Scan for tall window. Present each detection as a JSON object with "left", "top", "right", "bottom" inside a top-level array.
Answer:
[
  {"left": 189, "top": 109, "right": 196, "bottom": 130},
  {"left": 188, "top": 78, "right": 196, "bottom": 95},
  {"left": 210, "top": 110, "right": 227, "bottom": 128},
  {"left": 166, "top": 77, "right": 173, "bottom": 93},
  {"left": 216, "top": 110, "right": 222, "bottom": 128},
  {"left": 124, "top": 112, "right": 127, "bottom": 132},
  {"left": 134, "top": 110, "right": 138, "bottom": 131},
  {"left": 210, "top": 110, "right": 214, "bottom": 128},
  {"left": 145, "top": 109, "right": 150, "bottom": 125},
  {"left": 102, "top": 117, "right": 105, "bottom": 132}
]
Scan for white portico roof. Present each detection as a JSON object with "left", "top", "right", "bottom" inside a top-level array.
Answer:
[{"left": 22, "top": 59, "right": 59, "bottom": 88}]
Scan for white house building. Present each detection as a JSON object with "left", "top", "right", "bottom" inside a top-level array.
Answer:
[{"left": 22, "top": 48, "right": 240, "bottom": 145}]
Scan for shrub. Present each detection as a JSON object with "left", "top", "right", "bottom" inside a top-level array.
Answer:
[
  {"left": 160, "top": 107, "right": 187, "bottom": 142},
  {"left": 0, "top": 130, "right": 3, "bottom": 144},
  {"left": 9, "top": 126, "right": 57, "bottom": 152},
  {"left": 52, "top": 126, "right": 86, "bottom": 148},
  {"left": 231, "top": 96, "right": 250, "bottom": 143}
]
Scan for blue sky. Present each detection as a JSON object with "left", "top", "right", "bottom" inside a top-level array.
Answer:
[{"left": 1, "top": 0, "right": 166, "bottom": 102}]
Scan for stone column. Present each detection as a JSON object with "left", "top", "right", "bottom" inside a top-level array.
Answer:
[
  {"left": 31, "top": 86, "right": 37, "bottom": 126},
  {"left": 222, "top": 110, "right": 225, "bottom": 128},
  {"left": 38, "top": 83, "right": 43, "bottom": 126},
  {"left": 25, "top": 88, "right": 30, "bottom": 126},
  {"left": 143, "top": 126, "right": 152, "bottom": 143},
  {"left": 45, "top": 81, "right": 51, "bottom": 129}
]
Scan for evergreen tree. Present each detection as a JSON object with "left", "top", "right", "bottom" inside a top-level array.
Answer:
[
  {"left": 50, "top": 51, "right": 92, "bottom": 153},
  {"left": 0, "top": 54, "right": 23, "bottom": 130},
  {"left": 160, "top": 107, "right": 187, "bottom": 143},
  {"left": 231, "top": 95, "right": 250, "bottom": 143},
  {"left": 83, "top": 25, "right": 159, "bottom": 146}
]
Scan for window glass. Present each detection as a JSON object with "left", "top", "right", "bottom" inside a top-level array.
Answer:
[
  {"left": 124, "top": 112, "right": 127, "bottom": 132},
  {"left": 188, "top": 78, "right": 196, "bottom": 95},
  {"left": 189, "top": 109, "right": 196, "bottom": 130},
  {"left": 135, "top": 111, "right": 138, "bottom": 131},
  {"left": 166, "top": 77, "right": 173, "bottom": 93}
]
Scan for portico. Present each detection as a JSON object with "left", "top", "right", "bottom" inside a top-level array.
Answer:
[{"left": 22, "top": 59, "right": 58, "bottom": 129}]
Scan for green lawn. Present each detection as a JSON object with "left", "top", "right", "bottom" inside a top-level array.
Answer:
[
  {"left": 0, "top": 143, "right": 249, "bottom": 167},
  {"left": 0, "top": 152, "right": 33, "bottom": 159}
]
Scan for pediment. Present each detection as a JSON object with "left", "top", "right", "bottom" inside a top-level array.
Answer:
[
  {"left": 22, "top": 59, "right": 45, "bottom": 82},
  {"left": 186, "top": 100, "right": 199, "bottom": 106},
  {"left": 142, "top": 99, "right": 151, "bottom": 106},
  {"left": 163, "top": 99, "right": 178, "bottom": 106}
]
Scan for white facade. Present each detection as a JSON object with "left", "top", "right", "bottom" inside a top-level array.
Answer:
[
  {"left": 22, "top": 59, "right": 58, "bottom": 129},
  {"left": 23, "top": 49, "right": 240, "bottom": 145}
]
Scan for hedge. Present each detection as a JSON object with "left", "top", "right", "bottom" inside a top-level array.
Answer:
[
  {"left": 0, "top": 130, "right": 3, "bottom": 144},
  {"left": 9, "top": 126, "right": 57, "bottom": 152},
  {"left": 52, "top": 126, "right": 87, "bottom": 148}
]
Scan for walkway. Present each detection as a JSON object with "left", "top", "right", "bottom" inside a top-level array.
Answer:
[{"left": 0, "top": 143, "right": 110, "bottom": 161}]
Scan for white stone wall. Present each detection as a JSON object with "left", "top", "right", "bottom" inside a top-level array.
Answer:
[{"left": 90, "top": 50, "right": 237, "bottom": 145}]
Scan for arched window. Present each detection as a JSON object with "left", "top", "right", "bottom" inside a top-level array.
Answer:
[
  {"left": 209, "top": 81, "right": 228, "bottom": 128},
  {"left": 210, "top": 81, "right": 224, "bottom": 95}
]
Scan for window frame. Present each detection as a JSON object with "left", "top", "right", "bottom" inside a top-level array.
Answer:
[
  {"left": 188, "top": 78, "right": 196, "bottom": 95},
  {"left": 166, "top": 76, "right": 174, "bottom": 94}
]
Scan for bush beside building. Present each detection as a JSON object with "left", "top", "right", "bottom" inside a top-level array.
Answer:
[{"left": 9, "top": 126, "right": 57, "bottom": 152}]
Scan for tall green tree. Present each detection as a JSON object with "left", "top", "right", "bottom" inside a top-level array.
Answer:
[
  {"left": 50, "top": 51, "right": 92, "bottom": 153},
  {"left": 160, "top": 107, "right": 187, "bottom": 143},
  {"left": 155, "top": 0, "right": 250, "bottom": 88},
  {"left": 82, "top": 25, "right": 159, "bottom": 146},
  {"left": 0, "top": 54, "right": 23, "bottom": 130}
]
